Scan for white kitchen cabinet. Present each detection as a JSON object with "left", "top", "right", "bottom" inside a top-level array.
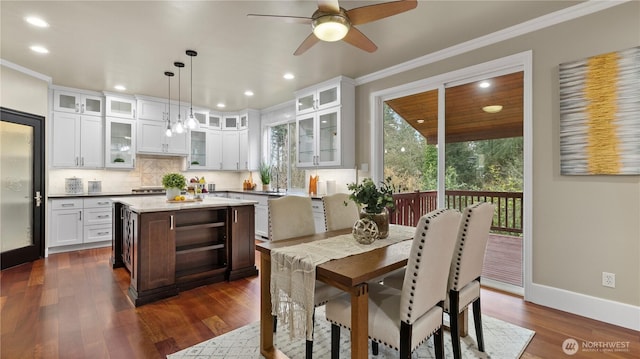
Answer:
[
  {"left": 311, "top": 199, "right": 326, "bottom": 233},
  {"left": 209, "top": 113, "right": 222, "bottom": 129},
  {"left": 105, "top": 117, "right": 136, "bottom": 169},
  {"left": 239, "top": 129, "right": 249, "bottom": 171},
  {"left": 295, "top": 76, "right": 355, "bottom": 169},
  {"left": 137, "top": 99, "right": 166, "bottom": 121},
  {"left": 51, "top": 112, "right": 104, "bottom": 168},
  {"left": 193, "top": 109, "right": 209, "bottom": 128},
  {"left": 137, "top": 119, "right": 188, "bottom": 155},
  {"left": 188, "top": 129, "right": 207, "bottom": 169},
  {"left": 53, "top": 89, "right": 103, "bottom": 116},
  {"left": 243, "top": 194, "right": 269, "bottom": 238},
  {"left": 49, "top": 198, "right": 113, "bottom": 249},
  {"left": 49, "top": 199, "right": 83, "bottom": 247},
  {"left": 221, "top": 130, "right": 240, "bottom": 170},
  {"left": 223, "top": 115, "right": 239, "bottom": 130},
  {"left": 105, "top": 95, "right": 136, "bottom": 119},
  {"left": 209, "top": 129, "right": 223, "bottom": 170},
  {"left": 238, "top": 114, "right": 248, "bottom": 129}
]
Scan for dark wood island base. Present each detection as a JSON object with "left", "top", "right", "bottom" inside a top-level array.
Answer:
[{"left": 111, "top": 198, "right": 259, "bottom": 306}]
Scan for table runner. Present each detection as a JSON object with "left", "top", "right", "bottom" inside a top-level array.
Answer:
[{"left": 270, "top": 224, "right": 416, "bottom": 340}]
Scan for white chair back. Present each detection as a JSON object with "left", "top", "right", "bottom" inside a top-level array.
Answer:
[
  {"left": 268, "top": 195, "right": 316, "bottom": 241},
  {"left": 322, "top": 193, "right": 360, "bottom": 231}
]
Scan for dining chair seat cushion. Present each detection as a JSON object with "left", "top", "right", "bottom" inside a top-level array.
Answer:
[
  {"left": 445, "top": 279, "right": 480, "bottom": 313},
  {"left": 314, "top": 281, "right": 343, "bottom": 306},
  {"left": 326, "top": 282, "right": 443, "bottom": 351}
]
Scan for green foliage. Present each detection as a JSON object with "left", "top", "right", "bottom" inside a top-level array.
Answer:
[
  {"left": 259, "top": 162, "right": 271, "bottom": 184},
  {"left": 347, "top": 177, "right": 396, "bottom": 214},
  {"left": 162, "top": 173, "right": 186, "bottom": 189}
]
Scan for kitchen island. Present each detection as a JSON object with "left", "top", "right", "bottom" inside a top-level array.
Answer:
[{"left": 111, "top": 196, "right": 259, "bottom": 306}]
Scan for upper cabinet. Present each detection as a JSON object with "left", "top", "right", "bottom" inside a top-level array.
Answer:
[
  {"left": 105, "top": 117, "right": 136, "bottom": 169},
  {"left": 105, "top": 94, "right": 136, "bottom": 119},
  {"left": 294, "top": 76, "right": 355, "bottom": 169},
  {"left": 51, "top": 112, "right": 104, "bottom": 168},
  {"left": 209, "top": 112, "right": 222, "bottom": 129},
  {"left": 53, "top": 89, "right": 103, "bottom": 116},
  {"left": 223, "top": 115, "right": 239, "bottom": 130}
]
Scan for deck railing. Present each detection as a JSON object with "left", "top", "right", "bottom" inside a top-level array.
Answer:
[{"left": 390, "top": 190, "right": 523, "bottom": 234}]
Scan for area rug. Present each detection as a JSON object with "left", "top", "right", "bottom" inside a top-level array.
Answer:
[{"left": 168, "top": 307, "right": 534, "bottom": 358}]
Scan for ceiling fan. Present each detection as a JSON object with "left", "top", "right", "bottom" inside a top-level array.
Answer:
[{"left": 248, "top": 0, "right": 417, "bottom": 55}]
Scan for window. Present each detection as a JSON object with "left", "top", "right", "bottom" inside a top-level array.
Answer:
[{"left": 268, "top": 122, "right": 305, "bottom": 191}]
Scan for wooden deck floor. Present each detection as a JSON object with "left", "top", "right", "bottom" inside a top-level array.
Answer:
[{"left": 482, "top": 233, "right": 523, "bottom": 287}]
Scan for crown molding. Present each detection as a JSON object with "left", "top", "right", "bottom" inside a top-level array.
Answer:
[
  {"left": 1, "top": 58, "right": 52, "bottom": 84},
  {"left": 355, "top": 0, "right": 630, "bottom": 86}
]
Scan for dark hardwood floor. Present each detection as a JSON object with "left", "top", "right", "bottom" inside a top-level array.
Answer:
[{"left": 1, "top": 247, "right": 638, "bottom": 358}]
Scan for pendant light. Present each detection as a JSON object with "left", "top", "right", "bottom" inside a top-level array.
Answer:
[
  {"left": 173, "top": 61, "right": 185, "bottom": 134},
  {"left": 185, "top": 50, "right": 199, "bottom": 130},
  {"left": 164, "top": 71, "right": 174, "bottom": 137}
]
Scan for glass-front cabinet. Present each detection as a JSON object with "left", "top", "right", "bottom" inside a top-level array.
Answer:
[
  {"left": 189, "top": 130, "right": 207, "bottom": 169},
  {"left": 105, "top": 117, "right": 136, "bottom": 169},
  {"left": 295, "top": 83, "right": 340, "bottom": 115},
  {"left": 53, "top": 90, "right": 103, "bottom": 116},
  {"left": 105, "top": 95, "right": 136, "bottom": 119},
  {"left": 209, "top": 113, "right": 221, "bottom": 129},
  {"left": 296, "top": 108, "right": 340, "bottom": 167}
]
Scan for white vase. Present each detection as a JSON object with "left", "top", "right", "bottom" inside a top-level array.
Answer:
[{"left": 166, "top": 187, "right": 181, "bottom": 200}]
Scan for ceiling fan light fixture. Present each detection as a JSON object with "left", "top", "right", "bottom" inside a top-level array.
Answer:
[
  {"left": 482, "top": 105, "right": 503, "bottom": 113},
  {"left": 312, "top": 14, "right": 350, "bottom": 42}
]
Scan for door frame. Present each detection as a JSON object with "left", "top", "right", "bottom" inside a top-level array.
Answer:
[
  {"left": 1, "top": 107, "right": 45, "bottom": 269},
  {"left": 369, "top": 51, "right": 532, "bottom": 297}
]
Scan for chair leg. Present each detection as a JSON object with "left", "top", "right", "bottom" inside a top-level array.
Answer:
[
  {"left": 306, "top": 340, "right": 313, "bottom": 359},
  {"left": 433, "top": 326, "right": 444, "bottom": 359},
  {"left": 473, "top": 297, "right": 485, "bottom": 352},
  {"left": 372, "top": 341, "right": 379, "bottom": 355},
  {"left": 272, "top": 315, "right": 277, "bottom": 333},
  {"left": 449, "top": 291, "right": 462, "bottom": 359},
  {"left": 331, "top": 324, "right": 340, "bottom": 359},
  {"left": 399, "top": 321, "right": 412, "bottom": 359}
]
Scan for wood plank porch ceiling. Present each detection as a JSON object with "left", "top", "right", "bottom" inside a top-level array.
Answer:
[{"left": 386, "top": 72, "right": 524, "bottom": 144}]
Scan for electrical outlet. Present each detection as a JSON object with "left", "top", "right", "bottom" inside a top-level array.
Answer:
[{"left": 602, "top": 272, "right": 616, "bottom": 288}]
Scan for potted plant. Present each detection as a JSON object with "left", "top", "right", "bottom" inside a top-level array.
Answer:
[
  {"left": 259, "top": 162, "right": 271, "bottom": 191},
  {"left": 347, "top": 177, "right": 396, "bottom": 238},
  {"left": 162, "top": 172, "right": 186, "bottom": 200}
]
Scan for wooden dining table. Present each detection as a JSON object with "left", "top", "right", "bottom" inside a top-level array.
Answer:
[{"left": 257, "top": 226, "right": 416, "bottom": 359}]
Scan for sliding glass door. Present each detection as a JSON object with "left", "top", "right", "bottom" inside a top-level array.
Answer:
[{"left": 1, "top": 107, "right": 45, "bottom": 269}]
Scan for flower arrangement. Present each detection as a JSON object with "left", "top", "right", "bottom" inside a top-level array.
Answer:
[
  {"left": 347, "top": 177, "right": 396, "bottom": 214},
  {"left": 162, "top": 172, "right": 186, "bottom": 189}
]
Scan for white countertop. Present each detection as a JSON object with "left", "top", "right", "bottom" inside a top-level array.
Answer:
[{"left": 113, "top": 196, "right": 258, "bottom": 213}]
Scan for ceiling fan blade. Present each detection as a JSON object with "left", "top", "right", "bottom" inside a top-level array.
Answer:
[
  {"left": 342, "top": 27, "right": 377, "bottom": 53},
  {"left": 294, "top": 33, "right": 320, "bottom": 56},
  {"left": 247, "top": 14, "right": 312, "bottom": 24},
  {"left": 346, "top": 0, "right": 417, "bottom": 26},
  {"left": 317, "top": 0, "right": 341, "bottom": 13}
]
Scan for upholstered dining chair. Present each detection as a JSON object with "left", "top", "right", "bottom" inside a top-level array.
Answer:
[
  {"left": 267, "top": 195, "right": 342, "bottom": 359},
  {"left": 381, "top": 202, "right": 495, "bottom": 359},
  {"left": 322, "top": 193, "right": 360, "bottom": 231},
  {"left": 325, "top": 209, "right": 462, "bottom": 359}
]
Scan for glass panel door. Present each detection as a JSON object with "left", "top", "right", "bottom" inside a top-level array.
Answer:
[
  {"left": 296, "top": 115, "right": 315, "bottom": 166},
  {"left": 317, "top": 110, "right": 338, "bottom": 164},
  {"left": 1, "top": 108, "right": 44, "bottom": 269},
  {"left": 190, "top": 130, "right": 207, "bottom": 167},
  {"left": 107, "top": 119, "right": 134, "bottom": 168}
]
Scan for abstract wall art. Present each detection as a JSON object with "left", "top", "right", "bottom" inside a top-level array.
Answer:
[{"left": 559, "top": 46, "right": 640, "bottom": 175}]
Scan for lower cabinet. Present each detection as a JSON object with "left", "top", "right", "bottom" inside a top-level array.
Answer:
[
  {"left": 114, "top": 204, "right": 257, "bottom": 306},
  {"left": 49, "top": 198, "right": 113, "bottom": 250},
  {"left": 242, "top": 193, "right": 269, "bottom": 238}
]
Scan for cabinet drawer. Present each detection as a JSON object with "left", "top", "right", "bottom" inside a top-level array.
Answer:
[
  {"left": 51, "top": 198, "right": 83, "bottom": 210},
  {"left": 84, "top": 208, "right": 112, "bottom": 225},
  {"left": 84, "top": 225, "right": 112, "bottom": 243},
  {"left": 84, "top": 198, "right": 112, "bottom": 208}
]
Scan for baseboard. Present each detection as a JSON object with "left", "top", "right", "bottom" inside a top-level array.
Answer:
[
  {"left": 527, "top": 283, "right": 640, "bottom": 331},
  {"left": 46, "top": 240, "right": 111, "bottom": 256}
]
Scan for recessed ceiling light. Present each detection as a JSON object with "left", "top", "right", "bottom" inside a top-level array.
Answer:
[
  {"left": 283, "top": 73, "right": 295, "bottom": 80},
  {"left": 217, "top": 103, "right": 226, "bottom": 108},
  {"left": 482, "top": 105, "right": 503, "bottom": 113},
  {"left": 479, "top": 81, "right": 491, "bottom": 88},
  {"left": 25, "top": 16, "right": 49, "bottom": 28},
  {"left": 114, "top": 85, "right": 126, "bottom": 91},
  {"left": 30, "top": 45, "right": 49, "bottom": 54},
  {"left": 416, "top": 119, "right": 425, "bottom": 124},
  {"left": 244, "top": 90, "right": 254, "bottom": 96}
]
